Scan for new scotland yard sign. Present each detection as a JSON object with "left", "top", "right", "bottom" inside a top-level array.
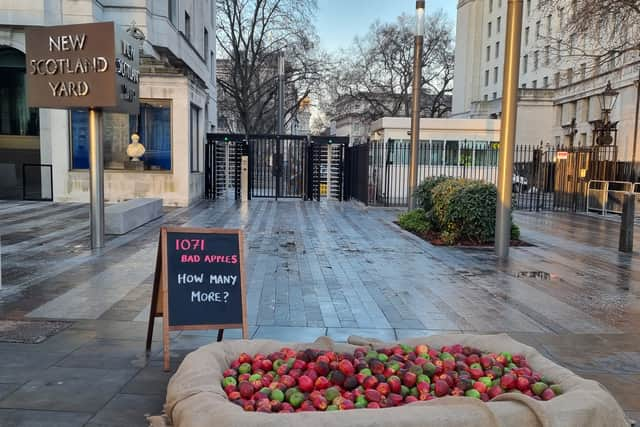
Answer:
[{"left": 25, "top": 21, "right": 139, "bottom": 114}]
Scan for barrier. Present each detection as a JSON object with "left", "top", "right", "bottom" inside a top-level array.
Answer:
[{"left": 587, "top": 180, "right": 639, "bottom": 217}]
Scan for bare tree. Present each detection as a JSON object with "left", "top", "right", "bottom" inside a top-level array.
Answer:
[
  {"left": 325, "top": 10, "right": 454, "bottom": 122},
  {"left": 542, "top": 0, "right": 640, "bottom": 68},
  {"left": 216, "top": 0, "right": 323, "bottom": 134}
]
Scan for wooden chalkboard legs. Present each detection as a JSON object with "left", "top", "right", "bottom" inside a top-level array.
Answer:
[
  {"left": 217, "top": 329, "right": 224, "bottom": 342},
  {"left": 146, "top": 237, "right": 163, "bottom": 353}
]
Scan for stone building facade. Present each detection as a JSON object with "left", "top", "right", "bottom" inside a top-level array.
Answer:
[
  {"left": 453, "top": 0, "right": 640, "bottom": 162},
  {"left": 0, "top": 0, "right": 217, "bottom": 206}
]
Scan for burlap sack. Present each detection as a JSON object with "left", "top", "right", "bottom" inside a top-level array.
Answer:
[{"left": 148, "top": 334, "right": 629, "bottom": 427}]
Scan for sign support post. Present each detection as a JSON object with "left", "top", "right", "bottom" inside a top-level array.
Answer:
[{"left": 89, "top": 108, "right": 105, "bottom": 249}]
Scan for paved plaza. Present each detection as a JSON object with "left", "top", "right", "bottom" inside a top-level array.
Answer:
[{"left": 0, "top": 199, "right": 638, "bottom": 426}]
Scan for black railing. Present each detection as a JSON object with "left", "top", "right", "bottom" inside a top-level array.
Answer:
[{"left": 345, "top": 140, "right": 630, "bottom": 212}]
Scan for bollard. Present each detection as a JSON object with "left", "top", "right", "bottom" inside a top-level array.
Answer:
[
  {"left": 240, "top": 155, "right": 249, "bottom": 202},
  {"left": 619, "top": 192, "right": 635, "bottom": 253}
]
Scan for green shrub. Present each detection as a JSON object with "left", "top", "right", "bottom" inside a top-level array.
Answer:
[
  {"left": 397, "top": 209, "right": 432, "bottom": 234},
  {"left": 431, "top": 178, "right": 472, "bottom": 229},
  {"left": 445, "top": 182, "right": 498, "bottom": 243},
  {"left": 511, "top": 223, "right": 521, "bottom": 240},
  {"left": 414, "top": 176, "right": 448, "bottom": 212}
]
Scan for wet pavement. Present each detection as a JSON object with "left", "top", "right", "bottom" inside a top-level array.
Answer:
[{"left": 0, "top": 199, "right": 638, "bottom": 426}]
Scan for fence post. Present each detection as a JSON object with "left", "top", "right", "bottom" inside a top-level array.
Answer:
[{"left": 619, "top": 192, "right": 635, "bottom": 253}]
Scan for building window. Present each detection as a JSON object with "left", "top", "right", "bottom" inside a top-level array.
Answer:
[
  {"left": 525, "top": 27, "right": 530, "bottom": 45},
  {"left": 546, "top": 15, "right": 552, "bottom": 36},
  {"left": 210, "top": 51, "right": 214, "bottom": 82},
  {"left": 536, "top": 21, "right": 541, "bottom": 40},
  {"left": 492, "top": 92, "right": 497, "bottom": 100},
  {"left": 489, "top": 0, "right": 493, "bottom": 12},
  {"left": 484, "top": 94, "right": 489, "bottom": 101},
  {"left": 554, "top": 72, "right": 560, "bottom": 88},
  {"left": 0, "top": 48, "right": 39, "bottom": 137},
  {"left": 494, "top": 66, "right": 499, "bottom": 83},
  {"left": 523, "top": 54, "right": 528, "bottom": 73},
  {"left": 485, "top": 70, "right": 490, "bottom": 86},
  {"left": 521, "top": 83, "right": 527, "bottom": 89},
  {"left": 498, "top": 0, "right": 502, "bottom": 7},
  {"left": 70, "top": 100, "right": 172, "bottom": 171},
  {"left": 497, "top": 17, "right": 501, "bottom": 32},
  {"left": 569, "top": 34, "right": 576, "bottom": 56},
  {"left": 543, "top": 76, "right": 549, "bottom": 87},
  {"left": 185, "top": 12, "right": 191, "bottom": 42},
  {"left": 168, "top": 0, "right": 176, "bottom": 25},
  {"left": 204, "top": 28, "right": 209, "bottom": 64},
  {"left": 495, "top": 41, "right": 500, "bottom": 58},
  {"left": 488, "top": 21, "right": 492, "bottom": 37},
  {"left": 534, "top": 51, "right": 539, "bottom": 70},
  {"left": 526, "top": 0, "right": 531, "bottom": 16},
  {"left": 567, "top": 68, "right": 573, "bottom": 85},
  {"left": 556, "top": 40, "right": 561, "bottom": 61},
  {"left": 532, "top": 80, "right": 537, "bottom": 89},
  {"left": 486, "top": 45, "right": 491, "bottom": 61},
  {"left": 559, "top": 8, "right": 564, "bottom": 26},
  {"left": 190, "top": 104, "right": 201, "bottom": 172},
  {"left": 580, "top": 63, "right": 587, "bottom": 79},
  {"left": 545, "top": 45, "right": 550, "bottom": 65}
]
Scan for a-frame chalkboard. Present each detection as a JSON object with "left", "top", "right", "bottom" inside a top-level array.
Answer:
[{"left": 146, "top": 227, "right": 248, "bottom": 371}]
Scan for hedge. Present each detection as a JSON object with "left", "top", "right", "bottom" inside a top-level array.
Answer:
[{"left": 399, "top": 177, "right": 520, "bottom": 245}]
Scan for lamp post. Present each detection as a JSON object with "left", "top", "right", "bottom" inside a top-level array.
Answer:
[
  {"left": 407, "top": 0, "right": 425, "bottom": 210},
  {"left": 595, "top": 81, "right": 619, "bottom": 147},
  {"left": 495, "top": 0, "right": 524, "bottom": 259}
]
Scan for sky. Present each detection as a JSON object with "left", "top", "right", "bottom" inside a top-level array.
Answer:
[{"left": 316, "top": 0, "right": 457, "bottom": 52}]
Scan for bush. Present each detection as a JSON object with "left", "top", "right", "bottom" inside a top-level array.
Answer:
[
  {"left": 445, "top": 182, "right": 497, "bottom": 244},
  {"left": 511, "top": 223, "right": 521, "bottom": 240},
  {"left": 397, "top": 208, "right": 432, "bottom": 234},
  {"left": 414, "top": 176, "right": 448, "bottom": 212},
  {"left": 431, "top": 178, "right": 472, "bottom": 229}
]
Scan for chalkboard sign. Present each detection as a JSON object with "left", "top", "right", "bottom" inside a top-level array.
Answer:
[{"left": 146, "top": 227, "right": 248, "bottom": 371}]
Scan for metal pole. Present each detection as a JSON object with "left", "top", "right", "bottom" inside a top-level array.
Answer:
[
  {"left": 278, "top": 52, "right": 285, "bottom": 135},
  {"left": 632, "top": 65, "right": 640, "bottom": 170},
  {"left": 407, "top": 0, "right": 425, "bottom": 210},
  {"left": 495, "top": 0, "right": 524, "bottom": 259},
  {"left": 89, "top": 108, "right": 105, "bottom": 249}
]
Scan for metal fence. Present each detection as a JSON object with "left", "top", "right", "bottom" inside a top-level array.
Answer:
[{"left": 347, "top": 140, "right": 632, "bottom": 212}]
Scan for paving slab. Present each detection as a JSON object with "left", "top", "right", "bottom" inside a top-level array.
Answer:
[
  {"left": 0, "top": 367, "right": 137, "bottom": 412},
  {"left": 85, "top": 393, "right": 165, "bottom": 427},
  {"left": 0, "top": 409, "right": 92, "bottom": 426}
]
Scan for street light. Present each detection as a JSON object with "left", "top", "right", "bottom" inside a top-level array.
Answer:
[
  {"left": 595, "top": 81, "right": 619, "bottom": 146},
  {"left": 407, "top": 0, "right": 425, "bottom": 210},
  {"left": 598, "top": 81, "right": 619, "bottom": 124}
]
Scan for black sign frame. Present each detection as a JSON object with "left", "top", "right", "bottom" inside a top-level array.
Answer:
[{"left": 146, "top": 227, "right": 248, "bottom": 371}]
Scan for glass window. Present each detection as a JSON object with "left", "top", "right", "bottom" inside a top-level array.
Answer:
[
  {"left": 430, "top": 140, "right": 444, "bottom": 166},
  {"left": 497, "top": 17, "right": 501, "bottom": 32},
  {"left": 204, "top": 28, "right": 209, "bottom": 64},
  {"left": 444, "top": 140, "right": 459, "bottom": 166},
  {"left": 0, "top": 48, "right": 39, "bottom": 136},
  {"left": 185, "top": 12, "right": 191, "bottom": 42},
  {"left": 168, "top": 0, "right": 177, "bottom": 25},
  {"left": 190, "top": 104, "right": 201, "bottom": 172},
  {"left": 70, "top": 100, "right": 172, "bottom": 170},
  {"left": 473, "top": 141, "right": 498, "bottom": 166}
]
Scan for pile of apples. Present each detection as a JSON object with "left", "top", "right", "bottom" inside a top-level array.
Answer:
[{"left": 221, "top": 343, "right": 562, "bottom": 413}]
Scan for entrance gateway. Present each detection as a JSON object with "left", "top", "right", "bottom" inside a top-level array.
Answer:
[{"left": 205, "top": 133, "right": 348, "bottom": 201}]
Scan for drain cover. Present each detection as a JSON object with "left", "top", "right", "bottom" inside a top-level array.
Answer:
[
  {"left": 0, "top": 320, "right": 73, "bottom": 344},
  {"left": 515, "top": 271, "right": 552, "bottom": 280}
]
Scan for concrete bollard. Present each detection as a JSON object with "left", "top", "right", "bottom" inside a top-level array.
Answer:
[{"left": 619, "top": 192, "right": 635, "bottom": 253}]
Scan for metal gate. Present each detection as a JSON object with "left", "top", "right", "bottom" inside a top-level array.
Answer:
[
  {"left": 308, "top": 136, "right": 347, "bottom": 201},
  {"left": 205, "top": 134, "right": 245, "bottom": 200},
  {"left": 248, "top": 135, "right": 307, "bottom": 199}
]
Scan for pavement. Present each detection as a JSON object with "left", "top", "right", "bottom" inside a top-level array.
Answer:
[{"left": 0, "top": 198, "right": 639, "bottom": 426}]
